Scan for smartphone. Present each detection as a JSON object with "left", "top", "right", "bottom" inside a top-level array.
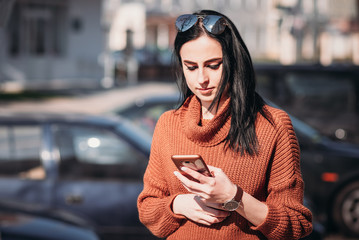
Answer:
[{"left": 171, "top": 154, "right": 213, "bottom": 179}]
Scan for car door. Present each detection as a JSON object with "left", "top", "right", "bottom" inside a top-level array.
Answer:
[
  {"left": 0, "top": 122, "right": 53, "bottom": 211},
  {"left": 51, "top": 123, "right": 149, "bottom": 236}
]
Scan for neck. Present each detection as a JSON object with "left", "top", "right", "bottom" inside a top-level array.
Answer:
[
  {"left": 179, "top": 95, "right": 232, "bottom": 147},
  {"left": 201, "top": 106, "right": 215, "bottom": 119},
  {"left": 201, "top": 96, "right": 229, "bottom": 120}
]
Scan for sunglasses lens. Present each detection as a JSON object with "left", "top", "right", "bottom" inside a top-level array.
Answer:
[
  {"left": 175, "top": 14, "right": 198, "bottom": 32},
  {"left": 203, "top": 15, "right": 226, "bottom": 34},
  {"left": 175, "top": 14, "right": 227, "bottom": 34}
]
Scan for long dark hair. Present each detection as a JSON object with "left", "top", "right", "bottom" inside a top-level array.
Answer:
[{"left": 173, "top": 9, "right": 272, "bottom": 155}]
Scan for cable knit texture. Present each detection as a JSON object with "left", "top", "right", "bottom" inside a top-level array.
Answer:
[{"left": 137, "top": 95, "right": 313, "bottom": 240}]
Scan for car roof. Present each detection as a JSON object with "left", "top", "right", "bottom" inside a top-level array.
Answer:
[
  {"left": 0, "top": 210, "right": 99, "bottom": 240},
  {"left": 254, "top": 63, "right": 359, "bottom": 74},
  {"left": 108, "top": 93, "right": 181, "bottom": 115},
  {"left": 0, "top": 112, "right": 126, "bottom": 126}
]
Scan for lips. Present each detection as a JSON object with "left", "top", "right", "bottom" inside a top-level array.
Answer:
[{"left": 198, "top": 87, "right": 214, "bottom": 95}]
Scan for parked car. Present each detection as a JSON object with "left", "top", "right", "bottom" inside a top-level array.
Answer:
[
  {"left": 0, "top": 112, "right": 155, "bottom": 239},
  {"left": 0, "top": 202, "right": 99, "bottom": 240},
  {"left": 111, "top": 93, "right": 359, "bottom": 238},
  {"left": 0, "top": 110, "right": 325, "bottom": 239},
  {"left": 254, "top": 64, "right": 359, "bottom": 145}
]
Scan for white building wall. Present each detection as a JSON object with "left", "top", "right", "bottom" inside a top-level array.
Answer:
[
  {"left": 55, "top": 0, "right": 104, "bottom": 82},
  {"left": 108, "top": 3, "right": 146, "bottom": 51},
  {"left": 1, "top": 0, "right": 104, "bottom": 90}
]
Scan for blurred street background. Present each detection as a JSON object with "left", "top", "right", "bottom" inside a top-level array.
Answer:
[{"left": 0, "top": 0, "right": 359, "bottom": 240}]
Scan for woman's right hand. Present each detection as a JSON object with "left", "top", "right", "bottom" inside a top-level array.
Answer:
[{"left": 172, "top": 194, "right": 230, "bottom": 226}]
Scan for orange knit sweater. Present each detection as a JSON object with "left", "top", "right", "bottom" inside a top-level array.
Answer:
[{"left": 137, "top": 95, "right": 312, "bottom": 240}]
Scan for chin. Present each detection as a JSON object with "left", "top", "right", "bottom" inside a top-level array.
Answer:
[{"left": 197, "top": 96, "right": 215, "bottom": 105}]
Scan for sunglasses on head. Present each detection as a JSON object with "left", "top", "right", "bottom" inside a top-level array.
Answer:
[{"left": 175, "top": 14, "right": 227, "bottom": 35}]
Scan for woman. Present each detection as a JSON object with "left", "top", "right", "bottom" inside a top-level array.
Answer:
[{"left": 137, "top": 9, "right": 312, "bottom": 240}]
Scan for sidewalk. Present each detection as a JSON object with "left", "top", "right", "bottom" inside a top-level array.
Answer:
[{"left": 0, "top": 82, "right": 178, "bottom": 114}]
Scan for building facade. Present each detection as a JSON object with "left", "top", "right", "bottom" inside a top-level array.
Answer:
[
  {"left": 1, "top": 0, "right": 105, "bottom": 91},
  {"left": 1, "top": 0, "right": 358, "bottom": 90}
]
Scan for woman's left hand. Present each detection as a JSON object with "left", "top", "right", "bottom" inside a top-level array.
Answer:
[{"left": 174, "top": 165, "right": 237, "bottom": 207}]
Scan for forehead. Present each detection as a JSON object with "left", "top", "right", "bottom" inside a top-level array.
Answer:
[{"left": 180, "top": 35, "right": 222, "bottom": 62}]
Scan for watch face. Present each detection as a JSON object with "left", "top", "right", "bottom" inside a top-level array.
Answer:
[{"left": 224, "top": 201, "right": 239, "bottom": 211}]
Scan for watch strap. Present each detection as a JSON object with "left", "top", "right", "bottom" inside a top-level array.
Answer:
[
  {"left": 222, "top": 185, "right": 243, "bottom": 211},
  {"left": 234, "top": 185, "right": 243, "bottom": 203}
]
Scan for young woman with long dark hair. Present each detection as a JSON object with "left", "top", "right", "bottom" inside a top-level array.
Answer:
[{"left": 137, "top": 9, "right": 312, "bottom": 239}]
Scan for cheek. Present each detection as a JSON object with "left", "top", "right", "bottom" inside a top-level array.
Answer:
[
  {"left": 183, "top": 71, "right": 195, "bottom": 87},
  {"left": 214, "top": 70, "right": 222, "bottom": 79},
  {"left": 212, "top": 67, "right": 223, "bottom": 84},
  {"left": 185, "top": 76, "right": 195, "bottom": 92}
]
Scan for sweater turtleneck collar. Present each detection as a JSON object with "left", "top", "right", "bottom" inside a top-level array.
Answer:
[{"left": 180, "top": 95, "right": 231, "bottom": 146}]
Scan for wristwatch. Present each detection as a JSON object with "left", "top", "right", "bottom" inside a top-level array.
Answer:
[{"left": 222, "top": 185, "right": 243, "bottom": 211}]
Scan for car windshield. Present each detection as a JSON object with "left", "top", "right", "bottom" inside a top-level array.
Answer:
[
  {"left": 290, "top": 115, "right": 324, "bottom": 143},
  {"left": 265, "top": 98, "right": 325, "bottom": 143}
]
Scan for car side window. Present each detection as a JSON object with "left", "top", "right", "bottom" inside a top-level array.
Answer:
[
  {"left": 0, "top": 125, "right": 45, "bottom": 180},
  {"left": 53, "top": 124, "right": 147, "bottom": 180}
]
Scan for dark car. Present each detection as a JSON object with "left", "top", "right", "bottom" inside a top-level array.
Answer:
[
  {"left": 111, "top": 93, "right": 359, "bottom": 238},
  {"left": 0, "top": 112, "right": 155, "bottom": 239},
  {"left": 0, "top": 203, "right": 99, "bottom": 240},
  {"left": 254, "top": 64, "right": 359, "bottom": 145}
]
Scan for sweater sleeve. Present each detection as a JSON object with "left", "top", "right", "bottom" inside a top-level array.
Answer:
[
  {"left": 137, "top": 113, "right": 186, "bottom": 238},
  {"left": 252, "top": 111, "right": 313, "bottom": 240}
]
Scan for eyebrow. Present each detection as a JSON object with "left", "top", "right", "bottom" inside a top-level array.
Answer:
[{"left": 183, "top": 58, "right": 223, "bottom": 65}]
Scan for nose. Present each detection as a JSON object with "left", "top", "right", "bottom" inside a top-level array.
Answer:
[{"left": 197, "top": 67, "right": 209, "bottom": 85}]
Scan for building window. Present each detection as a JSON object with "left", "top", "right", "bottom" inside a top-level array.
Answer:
[{"left": 7, "top": 0, "right": 67, "bottom": 57}]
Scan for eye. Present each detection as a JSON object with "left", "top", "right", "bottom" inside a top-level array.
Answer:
[
  {"left": 185, "top": 65, "right": 198, "bottom": 71},
  {"left": 207, "top": 62, "right": 222, "bottom": 70}
]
